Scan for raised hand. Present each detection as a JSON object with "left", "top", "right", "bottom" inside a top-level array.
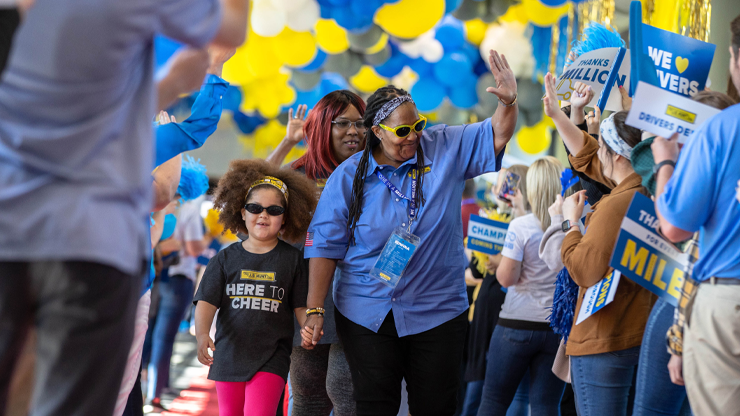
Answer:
[
  {"left": 570, "top": 81, "right": 593, "bottom": 111},
  {"left": 543, "top": 72, "right": 563, "bottom": 119},
  {"left": 486, "top": 50, "right": 517, "bottom": 105},
  {"left": 286, "top": 104, "right": 308, "bottom": 145},
  {"left": 158, "top": 110, "right": 176, "bottom": 125}
]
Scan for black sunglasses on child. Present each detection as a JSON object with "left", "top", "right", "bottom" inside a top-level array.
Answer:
[{"left": 244, "top": 203, "right": 285, "bottom": 216}]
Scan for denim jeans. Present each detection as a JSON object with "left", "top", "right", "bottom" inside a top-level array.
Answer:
[
  {"left": 570, "top": 345, "right": 640, "bottom": 416},
  {"left": 462, "top": 377, "right": 530, "bottom": 416},
  {"left": 146, "top": 274, "right": 194, "bottom": 399},
  {"left": 633, "top": 299, "right": 692, "bottom": 416},
  {"left": 477, "top": 325, "right": 564, "bottom": 416}
]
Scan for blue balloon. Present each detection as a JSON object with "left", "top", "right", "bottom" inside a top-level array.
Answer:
[
  {"left": 448, "top": 73, "right": 478, "bottom": 109},
  {"left": 301, "top": 49, "right": 327, "bottom": 72},
  {"left": 233, "top": 111, "right": 266, "bottom": 135},
  {"left": 435, "top": 17, "right": 465, "bottom": 52},
  {"left": 351, "top": 0, "right": 384, "bottom": 17},
  {"left": 411, "top": 77, "right": 446, "bottom": 112},
  {"left": 433, "top": 52, "right": 473, "bottom": 87},
  {"left": 327, "top": 0, "right": 350, "bottom": 5},
  {"left": 319, "top": 4, "right": 333, "bottom": 19},
  {"left": 320, "top": 72, "right": 350, "bottom": 95},
  {"left": 292, "top": 87, "right": 323, "bottom": 111},
  {"left": 445, "top": 0, "right": 464, "bottom": 14},
  {"left": 374, "top": 48, "right": 409, "bottom": 78},
  {"left": 222, "top": 86, "right": 242, "bottom": 113},
  {"left": 460, "top": 42, "right": 480, "bottom": 65},
  {"left": 409, "top": 58, "right": 433, "bottom": 76},
  {"left": 473, "top": 58, "right": 489, "bottom": 77},
  {"left": 154, "top": 35, "right": 183, "bottom": 70},
  {"left": 316, "top": 0, "right": 334, "bottom": 5},
  {"left": 539, "top": 0, "right": 567, "bottom": 5}
]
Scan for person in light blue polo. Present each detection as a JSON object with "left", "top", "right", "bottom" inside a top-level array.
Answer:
[{"left": 301, "top": 50, "right": 518, "bottom": 416}]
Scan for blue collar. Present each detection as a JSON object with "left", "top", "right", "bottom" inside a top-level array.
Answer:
[{"left": 364, "top": 144, "right": 433, "bottom": 179}]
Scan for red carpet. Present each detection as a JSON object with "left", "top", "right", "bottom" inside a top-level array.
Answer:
[{"left": 162, "top": 366, "right": 219, "bottom": 416}]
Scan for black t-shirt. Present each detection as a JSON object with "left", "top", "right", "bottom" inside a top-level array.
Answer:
[{"left": 193, "top": 240, "right": 308, "bottom": 382}]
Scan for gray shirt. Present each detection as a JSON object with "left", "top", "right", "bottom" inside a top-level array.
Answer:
[{"left": 0, "top": 1, "right": 221, "bottom": 275}]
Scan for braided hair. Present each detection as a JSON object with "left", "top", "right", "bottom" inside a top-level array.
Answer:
[{"left": 346, "top": 85, "right": 427, "bottom": 245}]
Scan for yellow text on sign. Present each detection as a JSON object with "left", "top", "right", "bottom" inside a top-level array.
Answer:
[
  {"left": 619, "top": 239, "right": 683, "bottom": 300},
  {"left": 665, "top": 105, "right": 696, "bottom": 124}
]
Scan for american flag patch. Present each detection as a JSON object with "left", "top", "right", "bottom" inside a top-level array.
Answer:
[{"left": 305, "top": 232, "right": 314, "bottom": 247}]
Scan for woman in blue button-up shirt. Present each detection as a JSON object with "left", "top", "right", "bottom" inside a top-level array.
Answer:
[{"left": 302, "top": 50, "right": 518, "bottom": 415}]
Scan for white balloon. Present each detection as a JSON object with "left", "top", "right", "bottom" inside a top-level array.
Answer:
[
  {"left": 286, "top": 0, "right": 319, "bottom": 32},
  {"left": 421, "top": 39, "right": 443, "bottom": 63},
  {"left": 479, "top": 21, "right": 533, "bottom": 79},
  {"left": 270, "top": 0, "right": 308, "bottom": 13},
  {"left": 251, "top": 0, "right": 286, "bottom": 37}
]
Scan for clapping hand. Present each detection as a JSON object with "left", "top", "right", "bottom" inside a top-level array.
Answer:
[
  {"left": 486, "top": 50, "right": 517, "bottom": 105},
  {"left": 286, "top": 105, "right": 308, "bottom": 145},
  {"left": 562, "top": 190, "right": 587, "bottom": 225}
]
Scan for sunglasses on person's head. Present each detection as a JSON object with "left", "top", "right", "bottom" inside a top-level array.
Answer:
[
  {"left": 244, "top": 203, "right": 285, "bottom": 216},
  {"left": 331, "top": 120, "right": 366, "bottom": 130},
  {"left": 379, "top": 115, "right": 427, "bottom": 139}
]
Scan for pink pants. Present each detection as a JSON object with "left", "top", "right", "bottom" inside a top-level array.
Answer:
[{"left": 215, "top": 372, "right": 286, "bottom": 416}]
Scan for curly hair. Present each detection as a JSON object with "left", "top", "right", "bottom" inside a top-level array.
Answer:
[{"left": 213, "top": 159, "right": 318, "bottom": 244}]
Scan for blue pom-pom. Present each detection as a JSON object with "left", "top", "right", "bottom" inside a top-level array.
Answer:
[
  {"left": 571, "top": 23, "right": 625, "bottom": 58},
  {"left": 560, "top": 168, "right": 580, "bottom": 196},
  {"left": 548, "top": 267, "right": 580, "bottom": 342},
  {"left": 177, "top": 155, "right": 209, "bottom": 201}
]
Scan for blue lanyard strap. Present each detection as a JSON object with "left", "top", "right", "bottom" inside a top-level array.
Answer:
[{"left": 376, "top": 169, "right": 417, "bottom": 228}]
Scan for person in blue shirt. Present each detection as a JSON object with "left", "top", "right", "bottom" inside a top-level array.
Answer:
[
  {"left": 301, "top": 49, "right": 517, "bottom": 416},
  {"left": 653, "top": 15, "right": 740, "bottom": 416}
]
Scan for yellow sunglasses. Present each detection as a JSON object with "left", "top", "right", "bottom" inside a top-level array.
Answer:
[{"left": 379, "top": 115, "right": 427, "bottom": 138}]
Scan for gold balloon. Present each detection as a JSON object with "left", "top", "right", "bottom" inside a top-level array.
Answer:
[
  {"left": 350, "top": 66, "right": 389, "bottom": 93},
  {"left": 516, "top": 121, "right": 552, "bottom": 155},
  {"left": 374, "top": 0, "right": 445, "bottom": 39},
  {"left": 522, "top": 0, "right": 570, "bottom": 27},
  {"left": 314, "top": 19, "right": 350, "bottom": 54}
]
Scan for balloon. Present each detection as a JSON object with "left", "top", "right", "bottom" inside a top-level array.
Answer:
[
  {"left": 301, "top": 48, "right": 327, "bottom": 71},
  {"left": 375, "top": 0, "right": 445, "bottom": 39},
  {"left": 273, "top": 28, "right": 317, "bottom": 67},
  {"left": 476, "top": 73, "right": 499, "bottom": 109},
  {"left": 522, "top": 0, "right": 569, "bottom": 27},
  {"left": 223, "top": 86, "right": 243, "bottom": 112},
  {"left": 363, "top": 44, "right": 391, "bottom": 66},
  {"left": 221, "top": 47, "right": 254, "bottom": 85},
  {"left": 251, "top": 0, "right": 287, "bottom": 37},
  {"left": 452, "top": 0, "right": 487, "bottom": 21},
  {"left": 365, "top": 33, "right": 389, "bottom": 55},
  {"left": 319, "top": 72, "right": 351, "bottom": 95},
  {"left": 390, "top": 67, "right": 419, "bottom": 92},
  {"left": 421, "top": 39, "right": 444, "bottom": 63},
  {"left": 327, "top": 0, "right": 350, "bottom": 5},
  {"left": 245, "top": 35, "right": 282, "bottom": 77},
  {"left": 448, "top": 73, "right": 478, "bottom": 109},
  {"left": 409, "top": 57, "right": 433, "bottom": 76},
  {"left": 522, "top": 105, "right": 543, "bottom": 126},
  {"left": 651, "top": 0, "right": 679, "bottom": 32},
  {"left": 499, "top": 3, "right": 529, "bottom": 24},
  {"left": 464, "top": 19, "right": 487, "bottom": 46},
  {"left": 516, "top": 121, "right": 551, "bottom": 154},
  {"left": 350, "top": 66, "right": 389, "bottom": 93},
  {"left": 251, "top": 120, "right": 289, "bottom": 159},
  {"left": 324, "top": 51, "right": 363, "bottom": 77},
  {"left": 332, "top": 6, "right": 374, "bottom": 32},
  {"left": 291, "top": 70, "right": 322, "bottom": 91},
  {"left": 437, "top": 101, "right": 468, "bottom": 125},
  {"left": 351, "top": 0, "right": 384, "bottom": 16},
  {"left": 435, "top": 16, "right": 466, "bottom": 52},
  {"left": 516, "top": 78, "right": 543, "bottom": 112},
  {"left": 314, "top": 19, "right": 350, "bottom": 54},
  {"left": 294, "top": 86, "right": 324, "bottom": 109},
  {"left": 433, "top": 52, "right": 472, "bottom": 87},
  {"left": 374, "top": 48, "right": 408, "bottom": 78},
  {"left": 410, "top": 77, "right": 446, "bottom": 112},
  {"left": 286, "top": 0, "right": 320, "bottom": 31},
  {"left": 479, "top": 21, "right": 534, "bottom": 79},
  {"left": 538, "top": 0, "right": 567, "bottom": 6},
  {"left": 445, "top": 0, "right": 463, "bottom": 14},
  {"left": 270, "top": 0, "right": 309, "bottom": 12},
  {"left": 348, "top": 25, "right": 384, "bottom": 50}
]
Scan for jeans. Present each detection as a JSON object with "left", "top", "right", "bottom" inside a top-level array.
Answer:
[
  {"left": 571, "top": 345, "right": 641, "bottom": 416},
  {"left": 461, "top": 376, "right": 530, "bottom": 416},
  {"left": 477, "top": 326, "right": 564, "bottom": 416},
  {"left": 146, "top": 274, "right": 194, "bottom": 400},
  {"left": 633, "top": 299, "right": 692, "bottom": 416}
]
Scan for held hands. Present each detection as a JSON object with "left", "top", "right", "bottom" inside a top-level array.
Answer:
[
  {"left": 196, "top": 334, "right": 216, "bottom": 366},
  {"left": 651, "top": 133, "right": 680, "bottom": 164},
  {"left": 286, "top": 105, "right": 308, "bottom": 145},
  {"left": 486, "top": 50, "right": 517, "bottom": 105},
  {"left": 570, "top": 82, "right": 594, "bottom": 111},
  {"left": 301, "top": 314, "right": 324, "bottom": 350},
  {"left": 562, "top": 190, "right": 587, "bottom": 225},
  {"left": 548, "top": 194, "right": 564, "bottom": 218}
]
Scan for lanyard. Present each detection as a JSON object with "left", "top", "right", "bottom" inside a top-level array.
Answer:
[{"left": 376, "top": 169, "right": 417, "bottom": 230}]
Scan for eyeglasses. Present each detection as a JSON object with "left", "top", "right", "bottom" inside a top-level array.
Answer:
[
  {"left": 331, "top": 120, "right": 366, "bottom": 130},
  {"left": 379, "top": 115, "right": 427, "bottom": 139},
  {"left": 244, "top": 203, "right": 285, "bottom": 216}
]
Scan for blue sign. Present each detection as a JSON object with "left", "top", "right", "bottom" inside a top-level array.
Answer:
[
  {"left": 609, "top": 193, "right": 688, "bottom": 307},
  {"left": 467, "top": 215, "right": 509, "bottom": 255},
  {"left": 576, "top": 270, "right": 622, "bottom": 325},
  {"left": 642, "top": 24, "right": 716, "bottom": 98}
]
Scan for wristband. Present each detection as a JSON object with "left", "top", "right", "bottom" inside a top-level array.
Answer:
[
  {"left": 306, "top": 307, "right": 325, "bottom": 317},
  {"left": 499, "top": 93, "right": 517, "bottom": 107},
  {"left": 653, "top": 160, "right": 676, "bottom": 175}
]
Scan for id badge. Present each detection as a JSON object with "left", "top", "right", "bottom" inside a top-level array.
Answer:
[{"left": 369, "top": 227, "right": 420, "bottom": 288}]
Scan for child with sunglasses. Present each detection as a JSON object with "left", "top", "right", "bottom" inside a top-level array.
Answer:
[{"left": 193, "top": 159, "right": 318, "bottom": 416}]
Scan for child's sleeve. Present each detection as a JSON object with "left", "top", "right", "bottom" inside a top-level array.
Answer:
[
  {"left": 193, "top": 253, "right": 225, "bottom": 307},
  {"left": 290, "top": 258, "right": 309, "bottom": 310}
]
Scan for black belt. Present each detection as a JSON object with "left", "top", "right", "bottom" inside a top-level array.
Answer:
[{"left": 705, "top": 277, "right": 740, "bottom": 285}]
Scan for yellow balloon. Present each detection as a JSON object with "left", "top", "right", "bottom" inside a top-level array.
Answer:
[
  {"left": 516, "top": 121, "right": 551, "bottom": 154},
  {"left": 314, "top": 19, "right": 350, "bottom": 54},
  {"left": 245, "top": 35, "right": 283, "bottom": 77},
  {"left": 650, "top": 0, "right": 679, "bottom": 32},
  {"left": 500, "top": 4, "right": 529, "bottom": 24},
  {"left": 273, "top": 28, "right": 318, "bottom": 67},
  {"left": 251, "top": 120, "right": 288, "bottom": 158},
  {"left": 374, "top": 0, "right": 445, "bottom": 39},
  {"left": 522, "top": 0, "right": 569, "bottom": 27},
  {"left": 350, "top": 66, "right": 389, "bottom": 93},
  {"left": 464, "top": 19, "right": 487, "bottom": 46},
  {"left": 221, "top": 47, "right": 255, "bottom": 85},
  {"left": 365, "top": 33, "right": 389, "bottom": 55}
]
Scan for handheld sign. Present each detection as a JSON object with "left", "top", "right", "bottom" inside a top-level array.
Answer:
[
  {"left": 467, "top": 215, "right": 509, "bottom": 255},
  {"left": 576, "top": 270, "right": 621, "bottom": 325},
  {"left": 642, "top": 24, "right": 715, "bottom": 98},
  {"left": 556, "top": 47, "right": 631, "bottom": 112},
  {"left": 626, "top": 81, "right": 721, "bottom": 143},
  {"left": 609, "top": 193, "right": 688, "bottom": 307}
]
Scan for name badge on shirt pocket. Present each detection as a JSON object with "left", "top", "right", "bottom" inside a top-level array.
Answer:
[{"left": 369, "top": 227, "right": 420, "bottom": 288}]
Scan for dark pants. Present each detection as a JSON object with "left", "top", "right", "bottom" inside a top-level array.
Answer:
[
  {"left": 146, "top": 274, "right": 194, "bottom": 399},
  {"left": 336, "top": 308, "right": 468, "bottom": 416},
  {"left": 477, "top": 326, "right": 564, "bottom": 416},
  {"left": 0, "top": 261, "right": 141, "bottom": 416},
  {"left": 571, "top": 345, "right": 640, "bottom": 416}
]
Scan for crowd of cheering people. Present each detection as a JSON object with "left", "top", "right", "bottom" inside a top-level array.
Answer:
[{"left": 1, "top": 1, "right": 740, "bottom": 416}]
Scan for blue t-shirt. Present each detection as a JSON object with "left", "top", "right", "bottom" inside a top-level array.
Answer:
[
  {"left": 658, "top": 103, "right": 740, "bottom": 281},
  {"left": 305, "top": 118, "right": 505, "bottom": 336}
]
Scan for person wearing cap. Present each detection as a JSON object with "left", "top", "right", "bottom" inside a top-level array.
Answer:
[
  {"left": 299, "top": 49, "right": 517, "bottom": 415},
  {"left": 543, "top": 72, "right": 656, "bottom": 415}
]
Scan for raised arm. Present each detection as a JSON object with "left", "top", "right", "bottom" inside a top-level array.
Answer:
[
  {"left": 209, "top": 0, "right": 249, "bottom": 48},
  {"left": 485, "top": 50, "right": 518, "bottom": 156},
  {"left": 266, "top": 105, "right": 308, "bottom": 167},
  {"left": 544, "top": 72, "right": 589, "bottom": 156}
]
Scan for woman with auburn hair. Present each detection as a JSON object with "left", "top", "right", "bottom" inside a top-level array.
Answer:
[
  {"left": 266, "top": 90, "right": 366, "bottom": 416},
  {"left": 477, "top": 156, "right": 566, "bottom": 416}
]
